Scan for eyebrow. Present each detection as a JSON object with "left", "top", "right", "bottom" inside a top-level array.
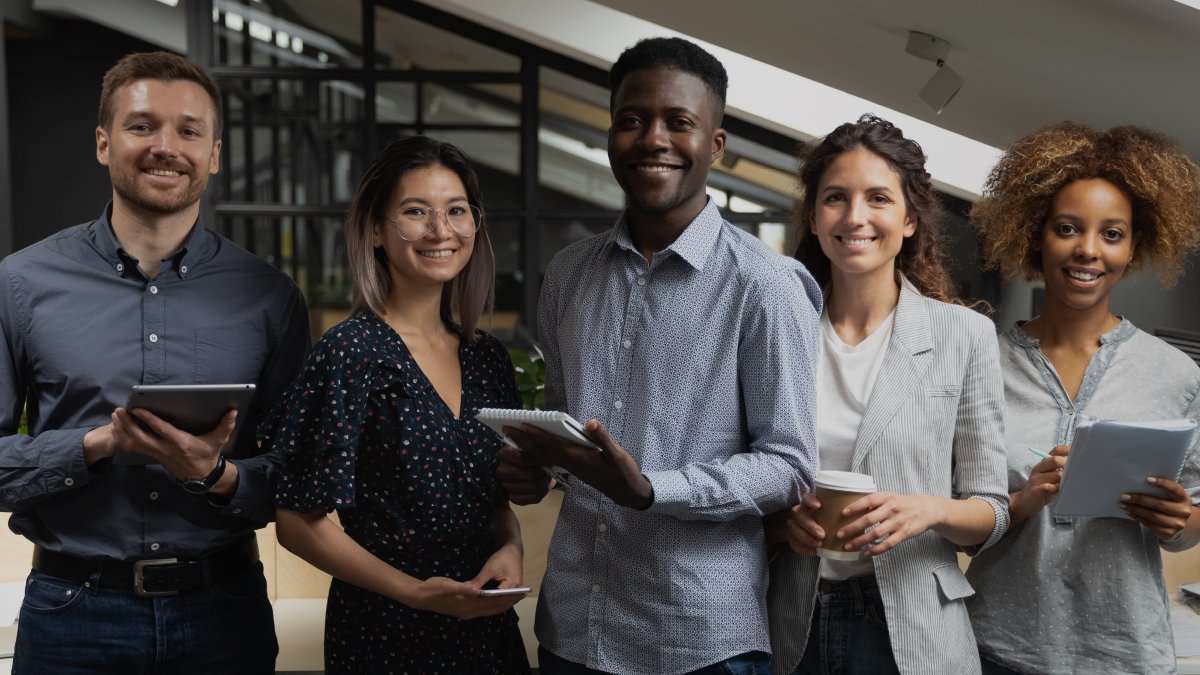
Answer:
[
  {"left": 614, "top": 104, "right": 701, "bottom": 117},
  {"left": 1050, "top": 212, "right": 1130, "bottom": 226},
  {"left": 122, "top": 110, "right": 211, "bottom": 130},
  {"left": 820, "top": 184, "right": 897, "bottom": 195},
  {"left": 397, "top": 195, "right": 469, "bottom": 205}
]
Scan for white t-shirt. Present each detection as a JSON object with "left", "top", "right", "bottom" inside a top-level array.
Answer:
[{"left": 816, "top": 308, "right": 895, "bottom": 580}]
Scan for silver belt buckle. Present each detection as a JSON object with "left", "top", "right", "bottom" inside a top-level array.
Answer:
[{"left": 133, "top": 558, "right": 180, "bottom": 598}]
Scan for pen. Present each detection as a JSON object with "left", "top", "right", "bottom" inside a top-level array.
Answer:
[{"left": 1027, "top": 446, "right": 1051, "bottom": 459}]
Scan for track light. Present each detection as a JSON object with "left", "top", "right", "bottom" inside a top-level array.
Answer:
[{"left": 905, "top": 31, "right": 963, "bottom": 115}]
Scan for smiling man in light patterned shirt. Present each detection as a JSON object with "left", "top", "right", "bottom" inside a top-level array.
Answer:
[{"left": 499, "top": 37, "right": 822, "bottom": 675}]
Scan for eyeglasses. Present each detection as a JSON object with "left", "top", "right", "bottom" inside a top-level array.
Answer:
[{"left": 385, "top": 204, "right": 482, "bottom": 241}]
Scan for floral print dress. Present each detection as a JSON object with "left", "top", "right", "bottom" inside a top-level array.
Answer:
[{"left": 263, "top": 311, "right": 531, "bottom": 674}]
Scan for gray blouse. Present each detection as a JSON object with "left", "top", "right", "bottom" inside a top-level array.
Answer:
[{"left": 966, "top": 319, "right": 1200, "bottom": 675}]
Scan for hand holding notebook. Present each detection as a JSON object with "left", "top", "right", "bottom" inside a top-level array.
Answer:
[
  {"left": 1052, "top": 418, "right": 1198, "bottom": 519},
  {"left": 475, "top": 408, "right": 601, "bottom": 450}
]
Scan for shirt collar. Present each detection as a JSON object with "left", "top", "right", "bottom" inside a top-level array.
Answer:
[
  {"left": 88, "top": 202, "right": 211, "bottom": 279},
  {"left": 1006, "top": 316, "right": 1136, "bottom": 347},
  {"left": 604, "top": 199, "right": 724, "bottom": 271}
]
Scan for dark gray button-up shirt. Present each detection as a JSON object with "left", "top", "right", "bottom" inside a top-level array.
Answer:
[{"left": 0, "top": 206, "right": 310, "bottom": 561}]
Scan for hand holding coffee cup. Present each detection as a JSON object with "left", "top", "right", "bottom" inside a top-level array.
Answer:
[{"left": 812, "top": 470, "right": 878, "bottom": 560}]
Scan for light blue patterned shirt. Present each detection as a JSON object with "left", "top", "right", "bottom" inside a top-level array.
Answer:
[
  {"left": 966, "top": 319, "right": 1200, "bottom": 675},
  {"left": 533, "top": 200, "right": 822, "bottom": 675}
]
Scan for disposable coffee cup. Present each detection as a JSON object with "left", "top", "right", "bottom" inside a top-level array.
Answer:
[{"left": 813, "top": 470, "right": 877, "bottom": 561}]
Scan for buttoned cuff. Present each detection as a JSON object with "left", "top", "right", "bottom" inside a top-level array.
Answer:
[{"left": 640, "top": 470, "right": 691, "bottom": 516}]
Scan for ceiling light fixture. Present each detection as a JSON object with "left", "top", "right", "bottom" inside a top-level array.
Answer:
[{"left": 905, "top": 31, "right": 963, "bottom": 115}]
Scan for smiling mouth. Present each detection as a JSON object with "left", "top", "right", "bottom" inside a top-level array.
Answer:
[
  {"left": 419, "top": 250, "right": 455, "bottom": 259},
  {"left": 630, "top": 163, "right": 681, "bottom": 173},
  {"left": 837, "top": 235, "right": 876, "bottom": 247},
  {"left": 1066, "top": 269, "right": 1101, "bottom": 282},
  {"left": 144, "top": 168, "right": 185, "bottom": 177}
]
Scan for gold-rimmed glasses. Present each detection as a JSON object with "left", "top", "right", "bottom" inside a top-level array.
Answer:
[{"left": 385, "top": 204, "right": 482, "bottom": 241}]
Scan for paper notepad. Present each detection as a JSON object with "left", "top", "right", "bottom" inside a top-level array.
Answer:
[
  {"left": 1053, "top": 419, "right": 1198, "bottom": 519},
  {"left": 475, "top": 408, "right": 601, "bottom": 450}
]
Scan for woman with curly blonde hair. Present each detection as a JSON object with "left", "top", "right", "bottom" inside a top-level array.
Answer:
[
  {"left": 766, "top": 115, "right": 1009, "bottom": 674},
  {"left": 965, "top": 123, "right": 1200, "bottom": 675}
]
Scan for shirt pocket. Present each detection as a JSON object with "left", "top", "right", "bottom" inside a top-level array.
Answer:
[
  {"left": 924, "top": 384, "right": 961, "bottom": 397},
  {"left": 194, "top": 324, "right": 267, "bottom": 384},
  {"left": 932, "top": 561, "right": 975, "bottom": 602}
]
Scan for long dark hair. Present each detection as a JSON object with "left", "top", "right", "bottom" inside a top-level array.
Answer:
[
  {"left": 794, "top": 114, "right": 957, "bottom": 303},
  {"left": 345, "top": 135, "right": 495, "bottom": 341}
]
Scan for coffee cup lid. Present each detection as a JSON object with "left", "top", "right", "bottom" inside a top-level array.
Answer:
[{"left": 814, "top": 470, "right": 876, "bottom": 492}]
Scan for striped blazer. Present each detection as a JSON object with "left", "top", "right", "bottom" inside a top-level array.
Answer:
[{"left": 767, "top": 280, "right": 1009, "bottom": 675}]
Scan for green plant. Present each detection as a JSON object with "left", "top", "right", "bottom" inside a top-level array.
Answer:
[
  {"left": 17, "top": 405, "right": 28, "bottom": 435},
  {"left": 508, "top": 345, "right": 545, "bottom": 410}
]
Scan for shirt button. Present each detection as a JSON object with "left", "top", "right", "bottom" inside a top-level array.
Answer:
[
  {"left": 150, "top": 543, "right": 160, "bottom": 552},
  {"left": 149, "top": 491, "right": 159, "bottom": 500},
  {"left": 597, "top": 523, "right": 607, "bottom": 533},
  {"left": 148, "top": 333, "right": 159, "bottom": 343},
  {"left": 150, "top": 286, "right": 158, "bottom": 294},
  {"left": 63, "top": 477, "right": 74, "bottom": 487},
  {"left": 622, "top": 339, "right": 632, "bottom": 349},
  {"left": 233, "top": 507, "right": 242, "bottom": 515},
  {"left": 115, "top": 263, "right": 124, "bottom": 272},
  {"left": 613, "top": 400, "right": 623, "bottom": 410},
  {"left": 591, "top": 584, "right": 600, "bottom": 593},
  {"left": 637, "top": 276, "right": 646, "bottom": 286},
  {"left": 180, "top": 265, "right": 188, "bottom": 274}
]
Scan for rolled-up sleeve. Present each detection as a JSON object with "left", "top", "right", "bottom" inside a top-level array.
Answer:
[{"left": 954, "top": 318, "right": 1010, "bottom": 554}]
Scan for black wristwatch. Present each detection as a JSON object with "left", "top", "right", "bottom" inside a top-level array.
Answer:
[{"left": 180, "top": 455, "right": 227, "bottom": 495}]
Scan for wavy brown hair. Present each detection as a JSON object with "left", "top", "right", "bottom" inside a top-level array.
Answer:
[
  {"left": 794, "top": 114, "right": 959, "bottom": 303},
  {"left": 971, "top": 122, "right": 1200, "bottom": 287},
  {"left": 345, "top": 135, "right": 495, "bottom": 341}
]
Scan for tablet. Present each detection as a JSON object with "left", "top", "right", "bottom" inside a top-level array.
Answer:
[{"left": 116, "top": 384, "right": 257, "bottom": 465}]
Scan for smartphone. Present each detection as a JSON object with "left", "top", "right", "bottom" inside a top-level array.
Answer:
[{"left": 480, "top": 580, "right": 531, "bottom": 597}]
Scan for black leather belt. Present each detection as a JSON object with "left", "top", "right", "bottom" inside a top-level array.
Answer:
[{"left": 32, "top": 539, "right": 259, "bottom": 598}]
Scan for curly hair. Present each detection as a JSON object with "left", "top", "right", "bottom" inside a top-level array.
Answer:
[
  {"left": 794, "top": 114, "right": 959, "bottom": 303},
  {"left": 971, "top": 122, "right": 1200, "bottom": 287},
  {"left": 609, "top": 37, "right": 727, "bottom": 120}
]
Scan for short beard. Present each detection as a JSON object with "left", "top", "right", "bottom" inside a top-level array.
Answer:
[{"left": 110, "top": 168, "right": 207, "bottom": 215}]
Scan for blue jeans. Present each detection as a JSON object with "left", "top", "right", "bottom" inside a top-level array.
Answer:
[
  {"left": 794, "top": 576, "right": 899, "bottom": 675},
  {"left": 538, "top": 645, "right": 771, "bottom": 675},
  {"left": 13, "top": 562, "right": 278, "bottom": 674}
]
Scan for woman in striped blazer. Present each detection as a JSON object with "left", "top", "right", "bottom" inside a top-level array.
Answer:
[{"left": 766, "top": 115, "right": 1010, "bottom": 675}]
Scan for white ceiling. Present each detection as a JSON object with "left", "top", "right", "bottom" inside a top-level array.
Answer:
[{"left": 586, "top": 0, "right": 1200, "bottom": 160}]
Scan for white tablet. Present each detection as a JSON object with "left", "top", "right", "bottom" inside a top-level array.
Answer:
[{"left": 116, "top": 384, "right": 257, "bottom": 465}]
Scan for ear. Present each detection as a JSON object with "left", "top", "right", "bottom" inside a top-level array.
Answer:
[
  {"left": 371, "top": 219, "right": 385, "bottom": 248},
  {"left": 902, "top": 213, "right": 917, "bottom": 238},
  {"left": 96, "top": 126, "right": 110, "bottom": 167},
  {"left": 711, "top": 127, "right": 727, "bottom": 163},
  {"left": 208, "top": 138, "right": 222, "bottom": 175}
]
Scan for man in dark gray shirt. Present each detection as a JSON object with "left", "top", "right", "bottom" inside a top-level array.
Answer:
[{"left": 0, "top": 52, "right": 309, "bottom": 673}]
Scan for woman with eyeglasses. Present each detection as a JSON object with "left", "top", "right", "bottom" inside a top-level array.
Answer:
[{"left": 262, "top": 135, "right": 531, "bottom": 674}]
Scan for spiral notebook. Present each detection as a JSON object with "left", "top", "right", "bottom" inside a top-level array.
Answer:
[
  {"left": 475, "top": 408, "right": 601, "bottom": 450},
  {"left": 1053, "top": 418, "right": 1198, "bottom": 519}
]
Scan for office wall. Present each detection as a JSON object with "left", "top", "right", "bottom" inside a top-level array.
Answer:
[
  {"left": 1111, "top": 267, "right": 1200, "bottom": 335},
  {"left": 5, "top": 19, "right": 157, "bottom": 251}
]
